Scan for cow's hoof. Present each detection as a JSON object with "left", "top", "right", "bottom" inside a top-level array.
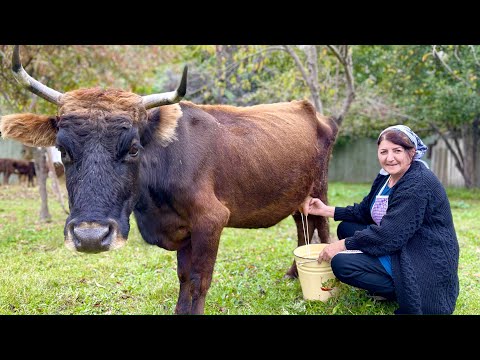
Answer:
[{"left": 283, "top": 272, "right": 298, "bottom": 280}]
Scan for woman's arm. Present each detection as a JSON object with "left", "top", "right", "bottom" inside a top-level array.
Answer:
[
  {"left": 333, "top": 174, "right": 388, "bottom": 223},
  {"left": 300, "top": 197, "right": 335, "bottom": 217},
  {"left": 345, "top": 184, "right": 429, "bottom": 255}
]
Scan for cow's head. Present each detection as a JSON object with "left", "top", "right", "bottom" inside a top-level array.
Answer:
[{"left": 0, "top": 46, "right": 187, "bottom": 253}]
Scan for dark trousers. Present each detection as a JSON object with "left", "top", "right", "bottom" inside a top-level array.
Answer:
[{"left": 331, "top": 221, "right": 396, "bottom": 300}]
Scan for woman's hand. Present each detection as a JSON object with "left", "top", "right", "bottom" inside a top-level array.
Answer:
[
  {"left": 318, "top": 240, "right": 346, "bottom": 263},
  {"left": 299, "top": 196, "right": 334, "bottom": 217}
]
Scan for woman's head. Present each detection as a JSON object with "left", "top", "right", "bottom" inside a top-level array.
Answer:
[
  {"left": 378, "top": 129, "right": 416, "bottom": 151},
  {"left": 377, "top": 125, "right": 428, "bottom": 178},
  {"left": 377, "top": 131, "right": 415, "bottom": 177}
]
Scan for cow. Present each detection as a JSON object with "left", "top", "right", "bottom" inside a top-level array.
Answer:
[
  {"left": 0, "top": 46, "right": 338, "bottom": 314},
  {"left": 13, "top": 159, "right": 36, "bottom": 187},
  {"left": 0, "top": 158, "right": 17, "bottom": 185}
]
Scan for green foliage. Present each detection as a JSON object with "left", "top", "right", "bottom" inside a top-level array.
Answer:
[
  {"left": 171, "top": 45, "right": 305, "bottom": 106},
  {"left": 0, "top": 45, "right": 175, "bottom": 114},
  {"left": 354, "top": 45, "right": 480, "bottom": 133},
  {"left": 3, "top": 45, "right": 479, "bottom": 136},
  {"left": 0, "top": 182, "right": 477, "bottom": 315}
]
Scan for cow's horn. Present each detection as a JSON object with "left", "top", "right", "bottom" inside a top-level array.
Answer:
[
  {"left": 12, "top": 45, "right": 63, "bottom": 106},
  {"left": 142, "top": 65, "right": 188, "bottom": 109}
]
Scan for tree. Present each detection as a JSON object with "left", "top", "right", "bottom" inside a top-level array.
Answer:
[
  {"left": 350, "top": 45, "right": 480, "bottom": 188},
  {"left": 427, "top": 45, "right": 480, "bottom": 188},
  {"left": 283, "top": 45, "right": 355, "bottom": 125}
]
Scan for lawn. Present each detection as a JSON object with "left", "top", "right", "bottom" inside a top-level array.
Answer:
[{"left": 0, "top": 181, "right": 478, "bottom": 315}]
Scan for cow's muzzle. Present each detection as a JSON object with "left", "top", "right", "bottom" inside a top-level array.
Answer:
[{"left": 65, "top": 219, "right": 125, "bottom": 253}]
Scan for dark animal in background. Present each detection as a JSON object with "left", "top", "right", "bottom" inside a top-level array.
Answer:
[
  {"left": 13, "top": 159, "right": 36, "bottom": 187},
  {"left": 0, "top": 158, "right": 33, "bottom": 186},
  {"left": 0, "top": 158, "right": 16, "bottom": 185},
  {"left": 0, "top": 45, "right": 338, "bottom": 314},
  {"left": 0, "top": 158, "right": 63, "bottom": 186}
]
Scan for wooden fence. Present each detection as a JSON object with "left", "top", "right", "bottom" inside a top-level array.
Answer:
[
  {"left": 0, "top": 138, "right": 23, "bottom": 184},
  {"left": 328, "top": 136, "right": 477, "bottom": 188},
  {"left": 429, "top": 137, "right": 465, "bottom": 187}
]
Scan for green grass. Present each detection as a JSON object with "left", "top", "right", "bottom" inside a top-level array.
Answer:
[{"left": 0, "top": 181, "right": 478, "bottom": 315}]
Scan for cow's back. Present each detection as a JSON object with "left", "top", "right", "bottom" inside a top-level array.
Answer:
[{"left": 166, "top": 100, "right": 334, "bottom": 228}]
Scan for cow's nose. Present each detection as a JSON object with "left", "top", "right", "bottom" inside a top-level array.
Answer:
[
  {"left": 67, "top": 220, "right": 117, "bottom": 253},
  {"left": 74, "top": 225, "right": 109, "bottom": 242}
]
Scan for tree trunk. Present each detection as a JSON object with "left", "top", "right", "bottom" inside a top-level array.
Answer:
[
  {"left": 304, "top": 46, "right": 322, "bottom": 113},
  {"left": 26, "top": 94, "right": 51, "bottom": 220},
  {"left": 33, "top": 147, "right": 51, "bottom": 222},
  {"left": 215, "top": 45, "right": 226, "bottom": 104},
  {"left": 46, "top": 147, "right": 69, "bottom": 215},
  {"left": 462, "top": 121, "right": 479, "bottom": 188},
  {"left": 474, "top": 117, "right": 480, "bottom": 188},
  {"left": 284, "top": 45, "right": 323, "bottom": 113}
]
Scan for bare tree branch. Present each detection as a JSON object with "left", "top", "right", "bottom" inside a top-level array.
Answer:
[
  {"left": 224, "top": 46, "right": 286, "bottom": 76},
  {"left": 327, "top": 45, "right": 355, "bottom": 125},
  {"left": 452, "top": 134, "right": 464, "bottom": 165},
  {"left": 429, "top": 122, "right": 465, "bottom": 175},
  {"left": 284, "top": 45, "right": 309, "bottom": 79},
  {"left": 468, "top": 45, "right": 480, "bottom": 66},
  {"left": 432, "top": 45, "right": 471, "bottom": 87},
  {"left": 454, "top": 45, "right": 461, "bottom": 62},
  {"left": 284, "top": 45, "right": 323, "bottom": 113},
  {"left": 327, "top": 45, "right": 343, "bottom": 65}
]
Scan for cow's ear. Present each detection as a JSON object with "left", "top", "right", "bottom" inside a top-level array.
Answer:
[
  {"left": 0, "top": 113, "right": 58, "bottom": 147},
  {"left": 143, "top": 104, "right": 182, "bottom": 147}
]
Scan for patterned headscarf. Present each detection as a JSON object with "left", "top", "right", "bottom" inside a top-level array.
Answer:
[{"left": 378, "top": 124, "right": 429, "bottom": 174}]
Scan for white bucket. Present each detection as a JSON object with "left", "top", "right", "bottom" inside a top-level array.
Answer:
[{"left": 293, "top": 243, "right": 337, "bottom": 302}]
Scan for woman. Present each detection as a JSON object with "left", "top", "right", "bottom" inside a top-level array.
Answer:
[{"left": 301, "top": 125, "right": 459, "bottom": 314}]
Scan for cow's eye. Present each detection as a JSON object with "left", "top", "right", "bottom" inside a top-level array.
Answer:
[{"left": 128, "top": 145, "right": 139, "bottom": 157}]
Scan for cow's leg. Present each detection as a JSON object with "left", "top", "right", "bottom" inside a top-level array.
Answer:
[
  {"left": 188, "top": 200, "right": 230, "bottom": 315},
  {"left": 188, "top": 224, "right": 225, "bottom": 314},
  {"left": 4, "top": 170, "right": 11, "bottom": 185},
  {"left": 175, "top": 240, "right": 193, "bottom": 315},
  {"left": 285, "top": 212, "right": 318, "bottom": 279},
  {"left": 314, "top": 214, "right": 330, "bottom": 243},
  {"left": 315, "top": 181, "right": 331, "bottom": 243}
]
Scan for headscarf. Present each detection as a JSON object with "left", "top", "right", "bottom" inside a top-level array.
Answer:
[{"left": 378, "top": 124, "right": 429, "bottom": 174}]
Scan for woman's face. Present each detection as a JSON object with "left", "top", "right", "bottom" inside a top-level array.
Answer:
[{"left": 378, "top": 140, "right": 415, "bottom": 177}]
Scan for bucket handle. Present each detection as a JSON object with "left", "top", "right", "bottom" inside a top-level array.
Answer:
[{"left": 295, "top": 259, "right": 319, "bottom": 266}]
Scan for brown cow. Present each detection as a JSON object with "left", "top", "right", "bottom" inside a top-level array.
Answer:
[
  {"left": 0, "top": 46, "right": 338, "bottom": 314},
  {"left": 0, "top": 158, "right": 17, "bottom": 185},
  {"left": 13, "top": 159, "right": 36, "bottom": 187}
]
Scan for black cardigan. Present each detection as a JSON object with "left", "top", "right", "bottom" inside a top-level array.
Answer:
[{"left": 334, "top": 161, "right": 459, "bottom": 314}]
